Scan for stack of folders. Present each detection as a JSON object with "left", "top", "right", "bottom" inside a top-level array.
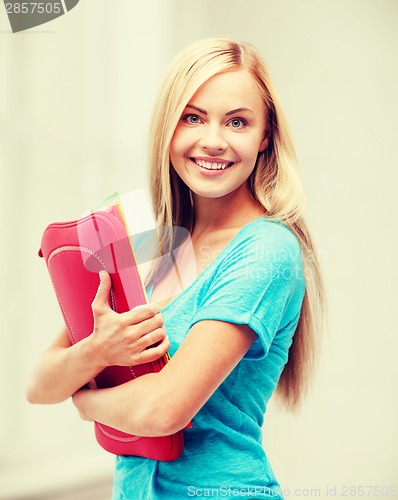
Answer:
[{"left": 38, "top": 190, "right": 186, "bottom": 461}]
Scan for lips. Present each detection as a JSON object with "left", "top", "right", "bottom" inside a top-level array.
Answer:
[{"left": 190, "top": 157, "right": 235, "bottom": 171}]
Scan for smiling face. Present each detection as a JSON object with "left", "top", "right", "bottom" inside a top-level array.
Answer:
[{"left": 169, "top": 69, "right": 269, "bottom": 201}]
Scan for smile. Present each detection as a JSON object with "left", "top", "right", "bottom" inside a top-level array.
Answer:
[{"left": 190, "top": 158, "right": 234, "bottom": 171}]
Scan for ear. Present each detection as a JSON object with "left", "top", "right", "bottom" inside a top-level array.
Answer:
[
  {"left": 258, "top": 133, "right": 269, "bottom": 153},
  {"left": 258, "top": 122, "right": 272, "bottom": 152}
]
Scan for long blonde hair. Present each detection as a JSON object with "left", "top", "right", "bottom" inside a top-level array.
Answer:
[{"left": 148, "top": 38, "right": 326, "bottom": 409}]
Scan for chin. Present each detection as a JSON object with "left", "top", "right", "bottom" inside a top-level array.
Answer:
[{"left": 191, "top": 188, "right": 235, "bottom": 199}]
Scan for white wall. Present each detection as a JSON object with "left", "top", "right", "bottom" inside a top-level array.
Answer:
[{"left": 1, "top": 0, "right": 397, "bottom": 498}]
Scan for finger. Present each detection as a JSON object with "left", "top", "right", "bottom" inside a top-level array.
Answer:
[
  {"left": 125, "top": 313, "right": 164, "bottom": 340},
  {"left": 133, "top": 303, "right": 161, "bottom": 314},
  {"left": 138, "top": 326, "right": 167, "bottom": 350},
  {"left": 125, "top": 322, "right": 166, "bottom": 351},
  {"left": 92, "top": 271, "right": 112, "bottom": 311},
  {"left": 122, "top": 305, "right": 163, "bottom": 325},
  {"left": 135, "top": 335, "right": 170, "bottom": 365}
]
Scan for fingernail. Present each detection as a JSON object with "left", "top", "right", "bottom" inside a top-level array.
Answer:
[{"left": 99, "top": 271, "right": 106, "bottom": 282}]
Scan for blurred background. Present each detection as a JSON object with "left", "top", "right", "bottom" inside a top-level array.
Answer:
[{"left": 1, "top": 0, "right": 397, "bottom": 498}]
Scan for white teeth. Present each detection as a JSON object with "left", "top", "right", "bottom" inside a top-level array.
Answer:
[{"left": 195, "top": 159, "right": 230, "bottom": 170}]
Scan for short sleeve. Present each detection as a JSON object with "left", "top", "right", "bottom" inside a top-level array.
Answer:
[{"left": 190, "top": 223, "right": 306, "bottom": 360}]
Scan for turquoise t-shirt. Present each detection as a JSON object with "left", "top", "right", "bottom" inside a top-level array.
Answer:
[{"left": 113, "top": 217, "right": 305, "bottom": 500}]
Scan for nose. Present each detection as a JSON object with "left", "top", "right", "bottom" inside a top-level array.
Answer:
[{"left": 198, "top": 125, "right": 228, "bottom": 153}]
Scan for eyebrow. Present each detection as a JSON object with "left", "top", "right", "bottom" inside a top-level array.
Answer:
[
  {"left": 226, "top": 107, "right": 254, "bottom": 116},
  {"left": 186, "top": 104, "right": 254, "bottom": 116}
]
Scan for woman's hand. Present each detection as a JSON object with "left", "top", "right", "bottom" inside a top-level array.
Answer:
[{"left": 90, "top": 271, "right": 170, "bottom": 368}]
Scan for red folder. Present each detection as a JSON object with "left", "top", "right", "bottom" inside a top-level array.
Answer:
[{"left": 39, "top": 206, "right": 184, "bottom": 460}]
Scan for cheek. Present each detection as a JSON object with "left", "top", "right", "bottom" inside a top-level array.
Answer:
[
  {"left": 236, "top": 135, "right": 264, "bottom": 162},
  {"left": 169, "top": 140, "right": 184, "bottom": 171},
  {"left": 169, "top": 131, "right": 180, "bottom": 161},
  {"left": 170, "top": 127, "right": 196, "bottom": 158}
]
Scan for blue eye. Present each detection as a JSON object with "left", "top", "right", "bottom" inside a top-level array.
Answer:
[
  {"left": 229, "top": 118, "right": 247, "bottom": 128},
  {"left": 183, "top": 114, "right": 202, "bottom": 124}
]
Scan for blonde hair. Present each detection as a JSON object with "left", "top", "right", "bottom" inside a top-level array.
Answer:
[{"left": 148, "top": 38, "right": 326, "bottom": 409}]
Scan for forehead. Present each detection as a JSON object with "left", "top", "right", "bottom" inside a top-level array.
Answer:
[{"left": 189, "top": 69, "right": 264, "bottom": 111}]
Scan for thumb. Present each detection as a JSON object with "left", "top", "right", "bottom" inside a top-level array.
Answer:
[{"left": 92, "top": 271, "right": 112, "bottom": 310}]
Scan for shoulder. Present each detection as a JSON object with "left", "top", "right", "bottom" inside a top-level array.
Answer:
[
  {"left": 225, "top": 217, "right": 302, "bottom": 268},
  {"left": 243, "top": 217, "right": 300, "bottom": 247}
]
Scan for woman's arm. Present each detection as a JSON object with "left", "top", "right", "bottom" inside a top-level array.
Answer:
[
  {"left": 26, "top": 273, "right": 170, "bottom": 404},
  {"left": 73, "top": 318, "right": 257, "bottom": 436},
  {"left": 26, "top": 327, "right": 105, "bottom": 404}
]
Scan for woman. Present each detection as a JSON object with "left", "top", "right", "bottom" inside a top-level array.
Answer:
[{"left": 27, "top": 38, "right": 325, "bottom": 499}]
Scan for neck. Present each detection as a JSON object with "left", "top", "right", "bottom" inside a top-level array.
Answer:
[{"left": 191, "top": 183, "right": 265, "bottom": 236}]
